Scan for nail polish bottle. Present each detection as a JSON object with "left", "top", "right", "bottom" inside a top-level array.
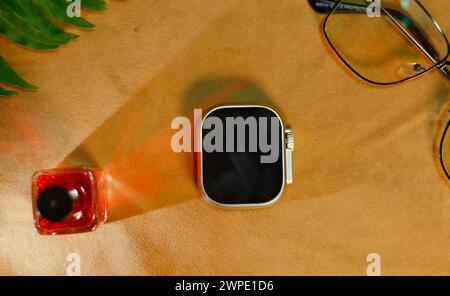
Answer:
[{"left": 31, "top": 168, "right": 107, "bottom": 235}]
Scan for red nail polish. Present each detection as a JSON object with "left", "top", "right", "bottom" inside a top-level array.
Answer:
[{"left": 32, "top": 168, "right": 107, "bottom": 235}]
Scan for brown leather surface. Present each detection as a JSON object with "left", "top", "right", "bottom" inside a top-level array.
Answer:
[{"left": 0, "top": 0, "right": 449, "bottom": 275}]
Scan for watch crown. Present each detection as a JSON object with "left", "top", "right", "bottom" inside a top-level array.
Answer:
[{"left": 285, "top": 127, "right": 294, "bottom": 151}]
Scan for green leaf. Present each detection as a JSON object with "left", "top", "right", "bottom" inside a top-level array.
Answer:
[
  {"left": 81, "top": 0, "right": 108, "bottom": 11},
  {"left": 0, "top": 2, "right": 64, "bottom": 50},
  {"left": 0, "top": 56, "right": 37, "bottom": 90},
  {"left": 0, "top": 86, "right": 17, "bottom": 96},
  {"left": 6, "top": 0, "right": 78, "bottom": 44},
  {"left": 33, "top": 0, "right": 95, "bottom": 28}
]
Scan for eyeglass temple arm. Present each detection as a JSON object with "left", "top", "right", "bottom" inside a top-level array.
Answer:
[
  {"left": 442, "top": 61, "right": 450, "bottom": 80},
  {"left": 309, "top": 0, "right": 450, "bottom": 80},
  {"left": 309, "top": 0, "right": 373, "bottom": 14}
]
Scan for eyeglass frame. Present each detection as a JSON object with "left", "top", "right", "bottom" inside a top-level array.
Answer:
[
  {"left": 310, "top": 0, "right": 450, "bottom": 86},
  {"left": 439, "top": 109, "right": 450, "bottom": 181}
]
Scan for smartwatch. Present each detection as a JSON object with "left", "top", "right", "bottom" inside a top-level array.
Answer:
[{"left": 199, "top": 105, "right": 294, "bottom": 207}]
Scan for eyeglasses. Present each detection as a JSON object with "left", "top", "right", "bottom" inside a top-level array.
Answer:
[{"left": 310, "top": 0, "right": 450, "bottom": 182}]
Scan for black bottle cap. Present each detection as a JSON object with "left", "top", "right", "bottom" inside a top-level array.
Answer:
[{"left": 37, "top": 186, "right": 73, "bottom": 222}]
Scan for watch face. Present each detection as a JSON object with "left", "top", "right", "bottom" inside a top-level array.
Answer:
[{"left": 201, "top": 105, "right": 284, "bottom": 206}]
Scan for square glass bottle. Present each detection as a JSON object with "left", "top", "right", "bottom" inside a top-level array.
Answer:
[{"left": 32, "top": 168, "right": 107, "bottom": 235}]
